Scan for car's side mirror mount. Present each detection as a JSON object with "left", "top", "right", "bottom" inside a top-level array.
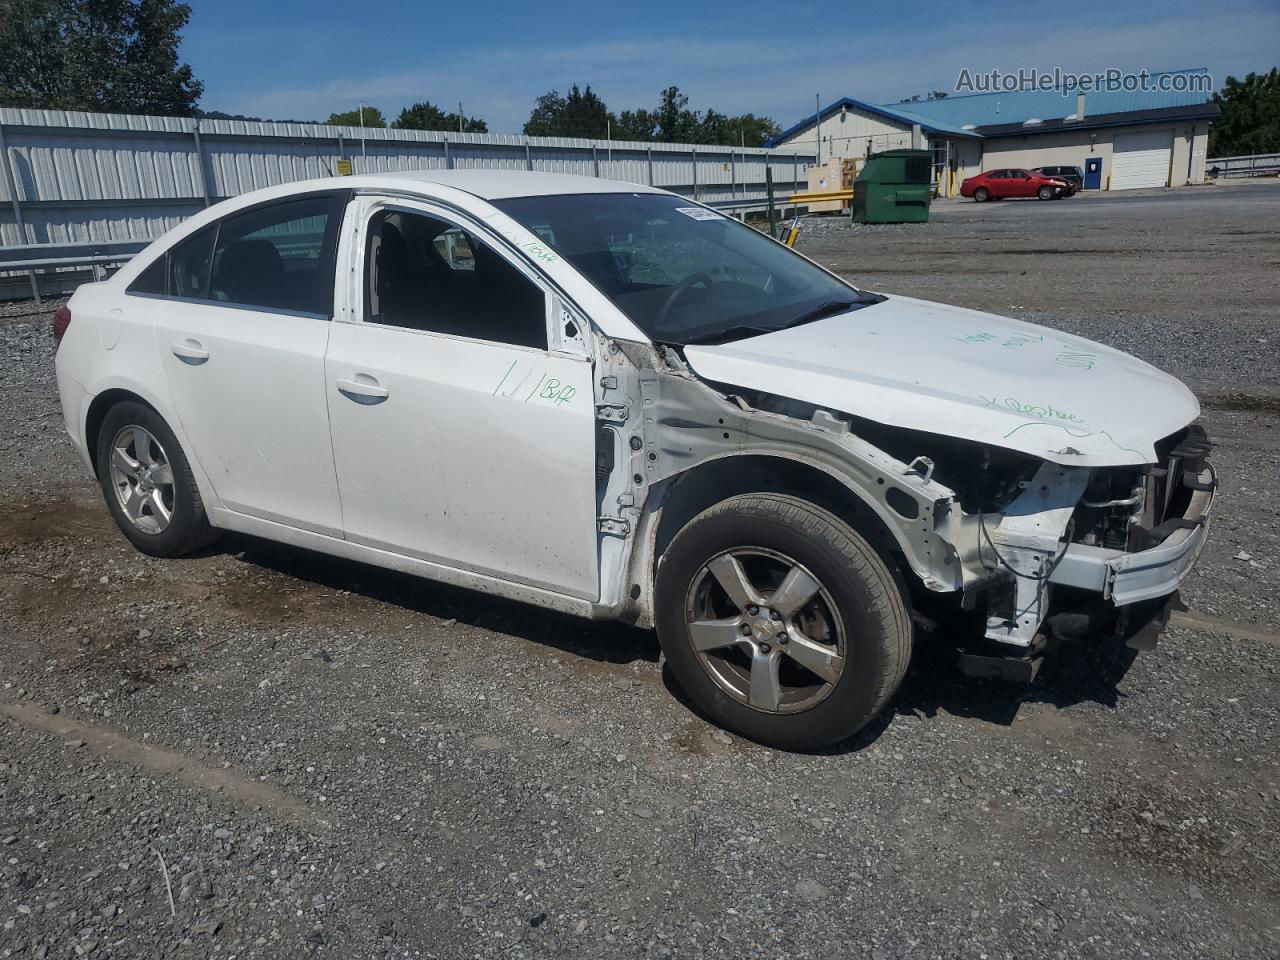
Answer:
[{"left": 549, "top": 293, "right": 590, "bottom": 359}]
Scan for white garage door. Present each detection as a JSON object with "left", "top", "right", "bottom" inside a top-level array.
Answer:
[{"left": 1110, "top": 129, "right": 1173, "bottom": 190}]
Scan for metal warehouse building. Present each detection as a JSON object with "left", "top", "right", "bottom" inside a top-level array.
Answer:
[{"left": 771, "top": 68, "right": 1219, "bottom": 195}]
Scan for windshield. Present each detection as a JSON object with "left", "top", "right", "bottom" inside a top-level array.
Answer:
[{"left": 491, "top": 192, "right": 882, "bottom": 345}]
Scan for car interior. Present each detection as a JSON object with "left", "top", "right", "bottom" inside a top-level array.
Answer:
[
  {"left": 207, "top": 198, "right": 334, "bottom": 315},
  {"left": 366, "top": 210, "right": 547, "bottom": 349}
]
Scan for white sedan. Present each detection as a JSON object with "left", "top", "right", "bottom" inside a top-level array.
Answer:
[{"left": 54, "top": 171, "right": 1215, "bottom": 749}]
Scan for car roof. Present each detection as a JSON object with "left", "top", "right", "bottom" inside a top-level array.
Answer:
[{"left": 339, "top": 169, "right": 666, "bottom": 200}]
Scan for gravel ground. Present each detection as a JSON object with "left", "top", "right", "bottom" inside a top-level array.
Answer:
[{"left": 1, "top": 182, "right": 1278, "bottom": 959}]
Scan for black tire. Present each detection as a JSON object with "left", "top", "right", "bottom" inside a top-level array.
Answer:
[
  {"left": 973, "top": 187, "right": 990, "bottom": 202},
  {"left": 95, "top": 400, "right": 220, "bottom": 557},
  {"left": 655, "top": 493, "right": 911, "bottom": 750},
  {"left": 1037, "top": 185, "right": 1055, "bottom": 200}
]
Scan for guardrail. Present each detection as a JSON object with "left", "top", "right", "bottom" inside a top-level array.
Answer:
[
  {"left": 0, "top": 239, "right": 149, "bottom": 304},
  {"left": 1207, "top": 152, "right": 1280, "bottom": 179}
]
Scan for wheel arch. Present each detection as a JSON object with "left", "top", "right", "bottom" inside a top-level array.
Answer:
[
  {"left": 638, "top": 454, "right": 915, "bottom": 623},
  {"left": 81, "top": 384, "right": 222, "bottom": 516},
  {"left": 84, "top": 388, "right": 158, "bottom": 474},
  {"left": 656, "top": 454, "right": 906, "bottom": 558}
]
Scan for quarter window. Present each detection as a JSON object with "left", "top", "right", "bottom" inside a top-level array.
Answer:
[
  {"left": 365, "top": 209, "right": 547, "bottom": 350},
  {"left": 126, "top": 255, "right": 166, "bottom": 295},
  {"left": 169, "top": 226, "right": 216, "bottom": 299}
]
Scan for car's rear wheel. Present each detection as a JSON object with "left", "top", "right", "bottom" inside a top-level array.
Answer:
[
  {"left": 973, "top": 187, "right": 990, "bottom": 202},
  {"left": 1037, "top": 185, "right": 1055, "bottom": 200},
  {"left": 96, "top": 401, "right": 220, "bottom": 557},
  {"left": 655, "top": 493, "right": 911, "bottom": 750}
]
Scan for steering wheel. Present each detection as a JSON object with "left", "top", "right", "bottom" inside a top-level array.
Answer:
[{"left": 654, "top": 272, "right": 714, "bottom": 328}]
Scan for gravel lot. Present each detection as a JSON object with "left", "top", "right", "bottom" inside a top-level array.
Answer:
[{"left": 2, "top": 181, "right": 1278, "bottom": 959}]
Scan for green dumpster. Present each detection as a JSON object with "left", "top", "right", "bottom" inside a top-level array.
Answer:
[{"left": 852, "top": 148, "right": 932, "bottom": 224}]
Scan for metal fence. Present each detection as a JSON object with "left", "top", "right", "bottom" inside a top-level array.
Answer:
[
  {"left": 1206, "top": 152, "right": 1280, "bottom": 179},
  {"left": 0, "top": 106, "right": 814, "bottom": 301}
]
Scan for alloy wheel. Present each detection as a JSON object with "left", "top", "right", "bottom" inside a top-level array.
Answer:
[
  {"left": 107, "top": 425, "right": 176, "bottom": 534},
  {"left": 684, "top": 548, "right": 847, "bottom": 714}
]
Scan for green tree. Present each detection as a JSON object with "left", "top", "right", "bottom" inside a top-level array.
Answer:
[
  {"left": 522, "top": 82, "right": 782, "bottom": 146},
  {"left": 721, "top": 113, "right": 783, "bottom": 147},
  {"left": 327, "top": 106, "right": 386, "bottom": 128},
  {"left": 654, "top": 86, "right": 701, "bottom": 142},
  {"left": 524, "top": 84, "right": 613, "bottom": 137},
  {"left": 618, "top": 88, "right": 780, "bottom": 146},
  {"left": 0, "top": 0, "right": 202, "bottom": 115},
  {"left": 1209, "top": 69, "right": 1280, "bottom": 156},
  {"left": 615, "top": 108, "right": 657, "bottom": 141},
  {"left": 393, "top": 100, "right": 486, "bottom": 133}
]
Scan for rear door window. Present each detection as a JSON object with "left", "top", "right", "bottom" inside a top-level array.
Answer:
[
  {"left": 125, "top": 193, "right": 347, "bottom": 314},
  {"left": 208, "top": 195, "right": 342, "bottom": 315}
]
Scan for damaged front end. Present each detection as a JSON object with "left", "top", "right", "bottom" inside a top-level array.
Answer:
[
  {"left": 594, "top": 338, "right": 1215, "bottom": 665},
  {"left": 839, "top": 416, "right": 1217, "bottom": 657}
]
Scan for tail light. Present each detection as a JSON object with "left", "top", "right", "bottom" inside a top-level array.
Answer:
[{"left": 52, "top": 305, "right": 71, "bottom": 350}]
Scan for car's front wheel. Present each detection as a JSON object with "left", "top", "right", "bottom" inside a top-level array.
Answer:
[
  {"left": 1037, "top": 185, "right": 1056, "bottom": 200},
  {"left": 655, "top": 493, "right": 911, "bottom": 750},
  {"left": 973, "top": 187, "right": 990, "bottom": 202},
  {"left": 95, "top": 400, "right": 220, "bottom": 557}
]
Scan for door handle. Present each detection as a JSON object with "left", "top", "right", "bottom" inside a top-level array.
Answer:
[
  {"left": 336, "top": 375, "right": 389, "bottom": 405},
  {"left": 171, "top": 339, "right": 209, "bottom": 365}
]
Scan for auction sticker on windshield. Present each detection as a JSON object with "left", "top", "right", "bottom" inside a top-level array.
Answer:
[{"left": 674, "top": 206, "right": 724, "bottom": 221}]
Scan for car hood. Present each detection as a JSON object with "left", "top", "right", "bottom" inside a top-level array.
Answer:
[{"left": 681, "top": 294, "right": 1199, "bottom": 467}]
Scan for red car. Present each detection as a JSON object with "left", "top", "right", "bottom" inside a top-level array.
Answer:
[{"left": 961, "top": 168, "right": 1074, "bottom": 202}]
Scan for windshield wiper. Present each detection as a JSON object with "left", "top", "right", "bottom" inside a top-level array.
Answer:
[
  {"left": 682, "top": 295, "right": 884, "bottom": 346},
  {"left": 683, "top": 324, "right": 779, "bottom": 345},
  {"left": 778, "top": 299, "right": 865, "bottom": 330}
]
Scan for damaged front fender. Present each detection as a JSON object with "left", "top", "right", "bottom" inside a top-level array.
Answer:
[{"left": 592, "top": 340, "right": 994, "bottom": 626}]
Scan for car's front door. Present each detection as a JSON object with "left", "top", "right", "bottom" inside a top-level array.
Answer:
[
  {"left": 135, "top": 192, "right": 347, "bottom": 534},
  {"left": 324, "top": 200, "right": 600, "bottom": 599},
  {"left": 1008, "top": 170, "right": 1037, "bottom": 197}
]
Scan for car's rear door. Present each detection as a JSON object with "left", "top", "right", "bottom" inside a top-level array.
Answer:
[
  {"left": 986, "top": 170, "right": 1010, "bottom": 197},
  {"left": 132, "top": 192, "right": 347, "bottom": 535},
  {"left": 323, "top": 198, "right": 599, "bottom": 599}
]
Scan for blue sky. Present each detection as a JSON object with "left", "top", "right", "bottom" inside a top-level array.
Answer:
[{"left": 183, "top": 0, "right": 1278, "bottom": 130}]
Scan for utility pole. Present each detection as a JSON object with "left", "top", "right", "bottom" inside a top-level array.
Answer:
[
  {"left": 815, "top": 93, "right": 821, "bottom": 164},
  {"left": 458, "top": 102, "right": 464, "bottom": 134},
  {"left": 358, "top": 102, "right": 366, "bottom": 159}
]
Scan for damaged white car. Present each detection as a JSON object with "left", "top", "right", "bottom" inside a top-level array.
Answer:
[{"left": 54, "top": 171, "right": 1215, "bottom": 748}]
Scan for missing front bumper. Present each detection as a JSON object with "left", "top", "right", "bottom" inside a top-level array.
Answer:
[{"left": 1049, "top": 462, "right": 1216, "bottom": 605}]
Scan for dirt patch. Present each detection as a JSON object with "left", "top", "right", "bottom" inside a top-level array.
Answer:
[
  {"left": 2, "top": 699, "right": 327, "bottom": 828},
  {"left": 1172, "top": 610, "right": 1280, "bottom": 645},
  {"left": 0, "top": 493, "right": 111, "bottom": 546},
  {"left": 996, "top": 248, "right": 1202, "bottom": 256},
  {"left": 1200, "top": 393, "right": 1280, "bottom": 414}
]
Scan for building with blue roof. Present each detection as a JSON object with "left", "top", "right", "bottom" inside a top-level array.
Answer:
[{"left": 770, "top": 68, "right": 1219, "bottom": 193}]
